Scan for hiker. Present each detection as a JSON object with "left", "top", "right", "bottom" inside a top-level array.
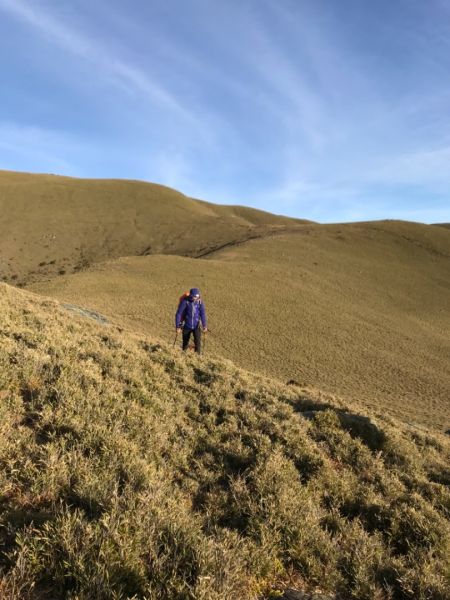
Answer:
[{"left": 175, "top": 288, "right": 207, "bottom": 353}]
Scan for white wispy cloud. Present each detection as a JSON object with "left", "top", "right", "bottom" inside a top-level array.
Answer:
[
  {"left": 0, "top": 0, "right": 198, "bottom": 125},
  {"left": 1, "top": 0, "right": 449, "bottom": 224},
  {"left": 0, "top": 0, "right": 233, "bottom": 195},
  {"left": 229, "top": 10, "right": 331, "bottom": 148}
]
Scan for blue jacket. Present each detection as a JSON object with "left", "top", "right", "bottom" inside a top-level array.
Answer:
[{"left": 176, "top": 298, "right": 207, "bottom": 330}]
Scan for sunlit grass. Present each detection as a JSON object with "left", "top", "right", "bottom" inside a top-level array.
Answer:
[
  {"left": 0, "top": 283, "right": 449, "bottom": 599},
  {"left": 32, "top": 221, "right": 450, "bottom": 432}
]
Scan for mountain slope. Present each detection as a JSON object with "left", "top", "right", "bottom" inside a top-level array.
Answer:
[
  {"left": 0, "top": 283, "right": 449, "bottom": 599},
  {"left": 31, "top": 220, "right": 450, "bottom": 432},
  {"left": 0, "top": 170, "right": 306, "bottom": 286}
]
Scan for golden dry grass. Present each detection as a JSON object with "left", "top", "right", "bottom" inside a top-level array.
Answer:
[
  {"left": 4, "top": 170, "right": 448, "bottom": 432},
  {"left": 1, "top": 282, "right": 450, "bottom": 599},
  {"left": 31, "top": 220, "right": 450, "bottom": 433},
  {"left": 0, "top": 170, "right": 306, "bottom": 286}
]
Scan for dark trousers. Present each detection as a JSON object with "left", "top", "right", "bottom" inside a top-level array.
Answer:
[{"left": 182, "top": 326, "right": 202, "bottom": 353}]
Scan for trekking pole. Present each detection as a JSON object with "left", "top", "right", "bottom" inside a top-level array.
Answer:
[{"left": 173, "top": 330, "right": 178, "bottom": 349}]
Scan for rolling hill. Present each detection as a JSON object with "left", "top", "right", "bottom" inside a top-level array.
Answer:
[
  {"left": 0, "top": 283, "right": 449, "bottom": 599},
  {"left": 2, "top": 169, "right": 449, "bottom": 433},
  {"left": 0, "top": 170, "right": 307, "bottom": 287},
  {"left": 31, "top": 220, "right": 450, "bottom": 433}
]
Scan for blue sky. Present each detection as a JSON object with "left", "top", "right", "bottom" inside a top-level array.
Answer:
[{"left": 1, "top": 0, "right": 449, "bottom": 223}]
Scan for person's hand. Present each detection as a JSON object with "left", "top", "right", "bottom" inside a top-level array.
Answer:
[
  {"left": 176, "top": 328, "right": 182, "bottom": 333},
  {"left": 203, "top": 327, "right": 208, "bottom": 333}
]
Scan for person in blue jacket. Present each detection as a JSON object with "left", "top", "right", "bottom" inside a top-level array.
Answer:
[{"left": 175, "top": 288, "right": 208, "bottom": 353}]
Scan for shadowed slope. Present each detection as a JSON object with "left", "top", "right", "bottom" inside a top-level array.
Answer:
[
  {"left": 0, "top": 170, "right": 306, "bottom": 286},
  {"left": 32, "top": 220, "right": 450, "bottom": 432},
  {"left": 0, "top": 283, "right": 449, "bottom": 599}
]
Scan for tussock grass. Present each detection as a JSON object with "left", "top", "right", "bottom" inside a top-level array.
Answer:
[{"left": 0, "top": 283, "right": 449, "bottom": 599}]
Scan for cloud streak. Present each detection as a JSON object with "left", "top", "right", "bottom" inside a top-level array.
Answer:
[
  {"left": 0, "top": 0, "right": 449, "bottom": 223},
  {"left": 0, "top": 0, "right": 198, "bottom": 124}
]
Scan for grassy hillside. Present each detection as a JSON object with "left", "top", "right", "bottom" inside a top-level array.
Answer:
[
  {"left": 0, "top": 170, "right": 306, "bottom": 286},
  {"left": 31, "top": 220, "right": 450, "bottom": 433},
  {"left": 0, "top": 283, "right": 449, "bottom": 599}
]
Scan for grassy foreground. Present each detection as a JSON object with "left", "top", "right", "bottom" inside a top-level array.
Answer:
[{"left": 0, "top": 283, "right": 449, "bottom": 599}]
